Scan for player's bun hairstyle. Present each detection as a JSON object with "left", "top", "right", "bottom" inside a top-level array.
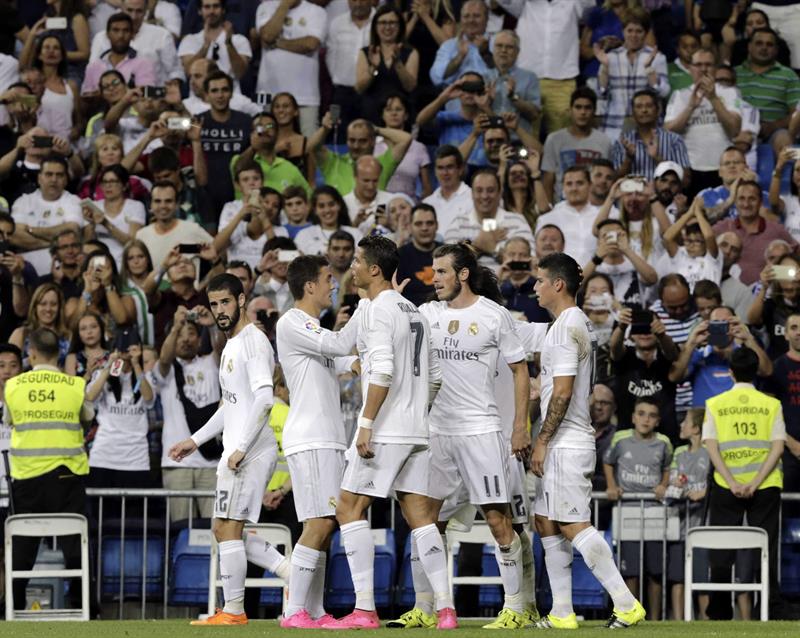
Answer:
[
  {"left": 288, "top": 254, "right": 329, "bottom": 300},
  {"left": 730, "top": 346, "right": 759, "bottom": 384},
  {"left": 208, "top": 273, "right": 245, "bottom": 301},
  {"left": 537, "top": 252, "right": 582, "bottom": 296},
  {"left": 433, "top": 242, "right": 503, "bottom": 304},
  {"left": 358, "top": 235, "right": 399, "bottom": 282}
]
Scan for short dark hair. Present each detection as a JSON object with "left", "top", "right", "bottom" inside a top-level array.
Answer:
[
  {"left": 208, "top": 273, "right": 244, "bottom": 299},
  {"left": 226, "top": 260, "right": 252, "bottom": 279},
  {"left": 570, "top": 86, "right": 597, "bottom": 109},
  {"left": 0, "top": 211, "right": 15, "bottom": 233},
  {"left": 536, "top": 224, "right": 565, "bottom": 243},
  {"left": 537, "top": 252, "right": 582, "bottom": 296},
  {"left": 283, "top": 185, "right": 307, "bottom": 202},
  {"left": 149, "top": 146, "right": 181, "bottom": 174},
  {"left": 632, "top": 89, "right": 659, "bottom": 109},
  {"left": 634, "top": 396, "right": 661, "bottom": 412},
  {"left": 152, "top": 180, "right": 178, "bottom": 198},
  {"left": 596, "top": 218, "right": 626, "bottom": 233},
  {"left": 288, "top": 254, "right": 328, "bottom": 299},
  {"left": 0, "top": 343, "right": 22, "bottom": 368},
  {"left": 471, "top": 167, "right": 501, "bottom": 189},
  {"left": 28, "top": 327, "right": 60, "bottom": 360},
  {"left": 106, "top": 12, "right": 133, "bottom": 31},
  {"left": 749, "top": 26, "right": 778, "bottom": 43},
  {"left": 736, "top": 179, "right": 762, "bottom": 198},
  {"left": 563, "top": 165, "right": 590, "bottom": 182},
  {"left": 358, "top": 235, "right": 399, "bottom": 282},
  {"left": 264, "top": 236, "right": 296, "bottom": 254},
  {"left": 591, "top": 158, "right": 615, "bottom": 172},
  {"left": 328, "top": 229, "right": 355, "bottom": 248},
  {"left": 234, "top": 159, "right": 263, "bottom": 182},
  {"left": 435, "top": 144, "right": 464, "bottom": 167},
  {"left": 40, "top": 154, "right": 69, "bottom": 174},
  {"left": 658, "top": 273, "right": 690, "bottom": 299},
  {"left": 412, "top": 203, "right": 437, "bottom": 222},
  {"left": 203, "top": 70, "right": 233, "bottom": 93},
  {"left": 693, "top": 279, "right": 722, "bottom": 304},
  {"left": 730, "top": 346, "right": 759, "bottom": 383},
  {"left": 684, "top": 223, "right": 702, "bottom": 236}
]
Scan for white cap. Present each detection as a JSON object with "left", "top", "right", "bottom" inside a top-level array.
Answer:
[{"left": 653, "top": 161, "right": 684, "bottom": 181}]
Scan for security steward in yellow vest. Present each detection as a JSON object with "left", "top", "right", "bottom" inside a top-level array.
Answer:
[
  {"left": 2, "top": 327, "right": 94, "bottom": 611},
  {"left": 702, "top": 347, "right": 785, "bottom": 617}
]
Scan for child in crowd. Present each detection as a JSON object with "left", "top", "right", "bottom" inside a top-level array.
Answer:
[
  {"left": 661, "top": 197, "right": 722, "bottom": 290},
  {"left": 282, "top": 186, "right": 313, "bottom": 239},
  {"left": 666, "top": 408, "right": 710, "bottom": 620},
  {"left": 604, "top": 397, "right": 673, "bottom": 620}
]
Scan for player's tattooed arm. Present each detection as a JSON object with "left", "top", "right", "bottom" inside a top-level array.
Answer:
[{"left": 537, "top": 395, "right": 571, "bottom": 444}]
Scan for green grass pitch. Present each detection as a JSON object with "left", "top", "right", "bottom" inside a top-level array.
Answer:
[{"left": 2, "top": 620, "right": 800, "bottom": 637}]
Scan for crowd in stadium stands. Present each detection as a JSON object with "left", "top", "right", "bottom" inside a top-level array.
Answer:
[{"left": 2, "top": 0, "right": 800, "bottom": 621}]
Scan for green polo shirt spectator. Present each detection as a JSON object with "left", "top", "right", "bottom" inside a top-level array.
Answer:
[
  {"left": 319, "top": 148, "right": 399, "bottom": 195},
  {"left": 668, "top": 61, "right": 693, "bottom": 95},
  {"left": 735, "top": 60, "right": 800, "bottom": 124},
  {"left": 229, "top": 153, "right": 310, "bottom": 199}
]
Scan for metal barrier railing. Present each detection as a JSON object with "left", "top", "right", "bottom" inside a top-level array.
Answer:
[{"left": 2, "top": 487, "right": 798, "bottom": 620}]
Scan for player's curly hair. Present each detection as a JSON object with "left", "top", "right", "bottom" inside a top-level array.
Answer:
[{"left": 433, "top": 242, "right": 503, "bottom": 304}]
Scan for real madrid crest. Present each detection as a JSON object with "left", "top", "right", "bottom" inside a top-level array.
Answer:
[
  {"left": 468, "top": 322, "right": 479, "bottom": 335},
  {"left": 447, "top": 320, "right": 459, "bottom": 334},
  {"left": 227, "top": 358, "right": 234, "bottom": 373},
  {"left": 285, "top": 16, "right": 293, "bottom": 26}
]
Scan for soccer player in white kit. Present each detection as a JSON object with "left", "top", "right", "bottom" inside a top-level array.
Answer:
[
  {"left": 410, "top": 242, "right": 532, "bottom": 629},
  {"left": 275, "top": 255, "right": 362, "bottom": 628},
  {"left": 320, "top": 236, "right": 458, "bottom": 630},
  {"left": 168, "top": 274, "right": 288, "bottom": 625},
  {"left": 531, "top": 253, "right": 645, "bottom": 629}
]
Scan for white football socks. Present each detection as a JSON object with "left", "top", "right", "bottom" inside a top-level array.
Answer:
[
  {"left": 244, "top": 532, "right": 290, "bottom": 580},
  {"left": 286, "top": 544, "right": 320, "bottom": 617},
  {"left": 495, "top": 532, "right": 523, "bottom": 612},
  {"left": 340, "top": 520, "right": 376, "bottom": 611},
  {"left": 412, "top": 524, "right": 453, "bottom": 612},
  {"left": 572, "top": 527, "right": 636, "bottom": 612},
  {"left": 409, "top": 532, "right": 434, "bottom": 615},
  {"left": 541, "top": 534, "right": 574, "bottom": 618},
  {"left": 218, "top": 540, "right": 247, "bottom": 615}
]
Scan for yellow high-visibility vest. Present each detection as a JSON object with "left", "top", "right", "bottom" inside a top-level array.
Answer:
[
  {"left": 267, "top": 401, "right": 290, "bottom": 492},
  {"left": 4, "top": 368, "right": 88, "bottom": 480},
  {"left": 706, "top": 385, "right": 782, "bottom": 490}
]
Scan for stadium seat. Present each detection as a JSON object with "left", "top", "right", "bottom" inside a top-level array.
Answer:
[
  {"left": 781, "top": 518, "right": 800, "bottom": 597},
  {"left": 102, "top": 535, "right": 165, "bottom": 599},
  {"left": 325, "top": 529, "right": 396, "bottom": 610},
  {"left": 169, "top": 528, "right": 211, "bottom": 606},
  {"left": 478, "top": 543, "right": 503, "bottom": 610},
  {"left": 395, "top": 534, "right": 415, "bottom": 609}
]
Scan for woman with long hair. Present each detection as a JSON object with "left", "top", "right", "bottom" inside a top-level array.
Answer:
[
  {"left": 81, "top": 163, "right": 146, "bottom": 267},
  {"left": 9, "top": 283, "right": 70, "bottom": 369},
  {"left": 295, "top": 186, "right": 363, "bottom": 255},
  {"left": 355, "top": 3, "right": 419, "bottom": 124},
  {"left": 499, "top": 148, "right": 549, "bottom": 230},
  {"left": 65, "top": 309, "right": 109, "bottom": 378},
  {"left": 747, "top": 252, "right": 800, "bottom": 359},
  {"left": 374, "top": 93, "right": 432, "bottom": 198},
  {"left": 120, "top": 239, "right": 158, "bottom": 347},
  {"left": 85, "top": 340, "right": 154, "bottom": 489},
  {"left": 272, "top": 92, "right": 315, "bottom": 184},
  {"left": 596, "top": 7, "right": 668, "bottom": 140},
  {"left": 78, "top": 133, "right": 150, "bottom": 203},
  {"left": 20, "top": 0, "right": 90, "bottom": 80},
  {"left": 20, "top": 32, "right": 81, "bottom": 141},
  {"left": 577, "top": 272, "right": 618, "bottom": 385}
]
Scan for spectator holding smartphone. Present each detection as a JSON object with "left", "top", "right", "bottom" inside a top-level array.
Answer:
[
  {"left": 65, "top": 309, "right": 109, "bottom": 379},
  {"left": 746, "top": 253, "right": 800, "bottom": 359}
]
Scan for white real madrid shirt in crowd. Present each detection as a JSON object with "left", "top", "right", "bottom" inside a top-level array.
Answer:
[
  {"left": 256, "top": 0, "right": 327, "bottom": 107},
  {"left": 357, "top": 289, "right": 437, "bottom": 444},
  {"left": 596, "top": 258, "right": 645, "bottom": 306},
  {"left": 178, "top": 30, "right": 252, "bottom": 91},
  {"left": 136, "top": 219, "right": 213, "bottom": 268},
  {"left": 151, "top": 354, "right": 221, "bottom": 470},
  {"left": 87, "top": 370, "right": 155, "bottom": 471},
  {"left": 217, "top": 199, "right": 288, "bottom": 270},
  {"left": 11, "top": 189, "right": 84, "bottom": 276},
  {"left": 218, "top": 323, "right": 276, "bottom": 459},
  {"left": 444, "top": 208, "right": 535, "bottom": 268},
  {"left": 294, "top": 223, "right": 363, "bottom": 256},
  {"left": 539, "top": 306, "right": 597, "bottom": 450},
  {"left": 184, "top": 92, "right": 261, "bottom": 117},
  {"left": 535, "top": 201, "right": 600, "bottom": 270},
  {"left": 276, "top": 307, "right": 360, "bottom": 456},
  {"left": 325, "top": 7, "right": 373, "bottom": 88},
  {"left": 89, "top": 21, "right": 184, "bottom": 85},
  {"left": 89, "top": 0, "right": 183, "bottom": 39},
  {"left": 422, "top": 181, "right": 472, "bottom": 239},
  {"left": 343, "top": 189, "right": 395, "bottom": 234},
  {"left": 419, "top": 296, "right": 526, "bottom": 436},
  {"left": 95, "top": 199, "right": 147, "bottom": 268},
  {"left": 665, "top": 84, "right": 741, "bottom": 171},
  {"left": 658, "top": 247, "right": 723, "bottom": 291}
]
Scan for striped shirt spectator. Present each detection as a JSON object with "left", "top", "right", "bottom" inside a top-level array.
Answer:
[
  {"left": 612, "top": 127, "right": 691, "bottom": 181},
  {"left": 736, "top": 60, "right": 800, "bottom": 124}
]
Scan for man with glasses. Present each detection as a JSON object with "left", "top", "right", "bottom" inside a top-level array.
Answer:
[
  {"left": 485, "top": 30, "right": 540, "bottom": 134},
  {"left": 666, "top": 49, "right": 742, "bottom": 196},
  {"left": 81, "top": 13, "right": 156, "bottom": 95},
  {"left": 89, "top": 0, "right": 183, "bottom": 86},
  {"left": 37, "top": 228, "right": 83, "bottom": 300},
  {"left": 179, "top": 0, "right": 252, "bottom": 86}
]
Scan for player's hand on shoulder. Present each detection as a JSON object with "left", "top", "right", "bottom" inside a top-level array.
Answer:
[
  {"left": 392, "top": 270, "right": 411, "bottom": 293},
  {"left": 168, "top": 438, "right": 197, "bottom": 461}
]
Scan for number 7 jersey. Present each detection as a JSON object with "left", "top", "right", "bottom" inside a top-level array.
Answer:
[
  {"left": 539, "top": 306, "right": 597, "bottom": 450},
  {"left": 356, "top": 289, "right": 438, "bottom": 445}
]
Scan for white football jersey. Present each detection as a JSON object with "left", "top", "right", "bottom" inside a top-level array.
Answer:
[
  {"left": 357, "top": 289, "right": 437, "bottom": 444},
  {"left": 420, "top": 297, "right": 525, "bottom": 436},
  {"left": 276, "top": 307, "right": 360, "bottom": 456},
  {"left": 496, "top": 321, "right": 548, "bottom": 440},
  {"left": 539, "top": 306, "right": 597, "bottom": 450},
  {"left": 218, "top": 322, "right": 277, "bottom": 459}
]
